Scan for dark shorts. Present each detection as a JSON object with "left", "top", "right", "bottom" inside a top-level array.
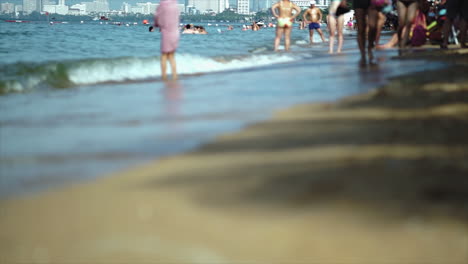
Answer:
[
  {"left": 447, "top": 0, "right": 468, "bottom": 20},
  {"left": 308, "top": 22, "right": 321, "bottom": 30},
  {"left": 398, "top": 0, "right": 418, "bottom": 7},
  {"left": 353, "top": 0, "right": 370, "bottom": 10}
]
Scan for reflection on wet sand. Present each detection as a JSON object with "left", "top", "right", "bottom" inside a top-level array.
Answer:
[{"left": 163, "top": 80, "right": 183, "bottom": 134}]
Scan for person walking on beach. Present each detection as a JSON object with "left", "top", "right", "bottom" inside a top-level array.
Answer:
[
  {"left": 327, "top": 0, "right": 347, "bottom": 53},
  {"left": 303, "top": 0, "right": 326, "bottom": 43},
  {"left": 151, "top": 0, "right": 180, "bottom": 81},
  {"left": 272, "top": 0, "right": 301, "bottom": 51},
  {"left": 353, "top": 0, "right": 380, "bottom": 64},
  {"left": 441, "top": 0, "right": 467, "bottom": 49}
]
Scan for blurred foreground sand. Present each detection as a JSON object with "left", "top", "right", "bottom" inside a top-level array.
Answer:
[{"left": 1, "top": 50, "right": 467, "bottom": 263}]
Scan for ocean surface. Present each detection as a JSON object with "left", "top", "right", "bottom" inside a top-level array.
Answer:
[{"left": 0, "top": 20, "right": 444, "bottom": 198}]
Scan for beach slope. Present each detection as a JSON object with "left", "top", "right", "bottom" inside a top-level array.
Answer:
[{"left": 1, "top": 50, "right": 468, "bottom": 263}]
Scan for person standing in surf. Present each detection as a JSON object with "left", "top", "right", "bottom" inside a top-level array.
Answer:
[
  {"left": 353, "top": 0, "right": 380, "bottom": 64},
  {"left": 303, "top": 0, "right": 326, "bottom": 43},
  {"left": 327, "top": 0, "right": 347, "bottom": 54},
  {"left": 272, "top": 0, "right": 301, "bottom": 51},
  {"left": 151, "top": 0, "right": 180, "bottom": 81}
]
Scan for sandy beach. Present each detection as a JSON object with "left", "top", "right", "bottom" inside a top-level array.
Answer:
[{"left": 1, "top": 49, "right": 468, "bottom": 263}]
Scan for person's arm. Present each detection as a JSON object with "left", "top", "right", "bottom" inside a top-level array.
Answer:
[
  {"left": 318, "top": 9, "right": 322, "bottom": 22},
  {"left": 150, "top": 9, "right": 158, "bottom": 32},
  {"left": 153, "top": 7, "right": 159, "bottom": 28},
  {"left": 291, "top": 4, "right": 301, "bottom": 20},
  {"left": 271, "top": 3, "right": 280, "bottom": 18},
  {"left": 302, "top": 10, "right": 309, "bottom": 23}
]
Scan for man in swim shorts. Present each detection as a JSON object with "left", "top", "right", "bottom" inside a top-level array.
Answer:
[
  {"left": 272, "top": 0, "right": 301, "bottom": 51},
  {"left": 303, "top": 1, "right": 326, "bottom": 43}
]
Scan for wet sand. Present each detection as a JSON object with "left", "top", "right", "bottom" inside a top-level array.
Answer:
[{"left": 1, "top": 49, "right": 468, "bottom": 263}]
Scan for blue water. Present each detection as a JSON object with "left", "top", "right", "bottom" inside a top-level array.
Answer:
[{"left": 0, "top": 21, "right": 444, "bottom": 197}]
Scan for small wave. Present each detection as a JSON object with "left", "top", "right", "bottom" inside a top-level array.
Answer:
[
  {"left": 295, "top": 40, "right": 308, "bottom": 45},
  {"left": 0, "top": 53, "right": 300, "bottom": 95},
  {"left": 250, "top": 46, "right": 270, "bottom": 53}
]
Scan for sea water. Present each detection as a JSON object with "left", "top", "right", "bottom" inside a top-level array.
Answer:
[{"left": 0, "top": 21, "right": 444, "bottom": 197}]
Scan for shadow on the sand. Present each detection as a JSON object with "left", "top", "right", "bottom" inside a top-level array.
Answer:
[
  {"left": 342, "top": 65, "right": 468, "bottom": 110},
  {"left": 138, "top": 61, "right": 468, "bottom": 222}
]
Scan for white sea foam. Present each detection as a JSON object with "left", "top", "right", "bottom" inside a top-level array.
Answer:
[
  {"left": 69, "top": 53, "right": 299, "bottom": 85},
  {"left": 295, "top": 40, "right": 308, "bottom": 45},
  {"left": 69, "top": 57, "right": 160, "bottom": 85},
  {"left": 177, "top": 53, "right": 297, "bottom": 74},
  {"left": 1, "top": 53, "right": 300, "bottom": 94}
]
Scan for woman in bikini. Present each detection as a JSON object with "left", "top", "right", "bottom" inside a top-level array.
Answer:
[
  {"left": 397, "top": 0, "right": 419, "bottom": 48},
  {"left": 271, "top": 0, "right": 301, "bottom": 51},
  {"left": 327, "top": 0, "right": 346, "bottom": 54}
]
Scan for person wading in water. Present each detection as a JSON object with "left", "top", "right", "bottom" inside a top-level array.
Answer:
[{"left": 272, "top": 0, "right": 301, "bottom": 51}]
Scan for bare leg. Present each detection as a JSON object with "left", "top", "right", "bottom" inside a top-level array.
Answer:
[
  {"left": 274, "top": 27, "right": 284, "bottom": 51},
  {"left": 403, "top": 2, "right": 418, "bottom": 48},
  {"left": 367, "top": 7, "right": 379, "bottom": 62},
  {"left": 355, "top": 8, "right": 367, "bottom": 62},
  {"left": 309, "top": 29, "right": 314, "bottom": 43},
  {"left": 167, "top": 52, "right": 177, "bottom": 80},
  {"left": 459, "top": 19, "right": 467, "bottom": 48},
  {"left": 377, "top": 33, "right": 398, "bottom": 49},
  {"left": 337, "top": 15, "right": 344, "bottom": 53},
  {"left": 375, "top": 12, "right": 386, "bottom": 45},
  {"left": 396, "top": 1, "right": 407, "bottom": 48},
  {"left": 160, "top": 53, "right": 168, "bottom": 81},
  {"left": 285, "top": 27, "right": 292, "bottom": 51},
  {"left": 328, "top": 1, "right": 342, "bottom": 53},
  {"left": 317, "top": 28, "right": 326, "bottom": 42},
  {"left": 441, "top": 17, "right": 453, "bottom": 48},
  {"left": 398, "top": 1, "right": 418, "bottom": 48},
  {"left": 328, "top": 15, "right": 336, "bottom": 53}
]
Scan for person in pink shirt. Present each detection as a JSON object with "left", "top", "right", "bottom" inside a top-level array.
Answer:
[{"left": 150, "top": 0, "right": 180, "bottom": 81}]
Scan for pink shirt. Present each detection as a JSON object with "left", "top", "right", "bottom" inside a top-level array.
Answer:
[{"left": 154, "top": 0, "right": 180, "bottom": 53}]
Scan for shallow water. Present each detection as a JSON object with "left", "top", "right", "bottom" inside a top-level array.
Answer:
[{"left": 0, "top": 21, "right": 444, "bottom": 197}]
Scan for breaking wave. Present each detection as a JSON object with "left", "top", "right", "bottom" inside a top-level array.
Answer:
[{"left": 0, "top": 52, "right": 300, "bottom": 95}]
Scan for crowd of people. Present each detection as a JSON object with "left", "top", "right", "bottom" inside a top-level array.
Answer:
[
  {"left": 271, "top": 0, "right": 466, "bottom": 63},
  {"left": 150, "top": 0, "right": 467, "bottom": 81}
]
